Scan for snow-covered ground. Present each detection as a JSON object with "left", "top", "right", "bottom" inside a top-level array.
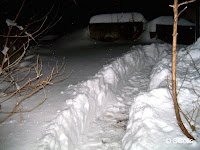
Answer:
[{"left": 0, "top": 14, "right": 200, "bottom": 150}]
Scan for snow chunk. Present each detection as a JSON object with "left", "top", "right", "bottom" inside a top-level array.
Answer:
[
  {"left": 102, "top": 66, "right": 118, "bottom": 87},
  {"left": 6, "top": 19, "right": 24, "bottom": 30},
  {"left": 149, "top": 68, "right": 170, "bottom": 90},
  {"left": 6, "top": 19, "right": 17, "bottom": 26},
  {"left": 1, "top": 46, "right": 9, "bottom": 55},
  {"left": 89, "top": 12, "right": 146, "bottom": 24},
  {"left": 17, "top": 25, "right": 24, "bottom": 31}
]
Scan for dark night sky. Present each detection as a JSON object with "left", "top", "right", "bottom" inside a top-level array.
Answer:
[{"left": 0, "top": 0, "right": 197, "bottom": 34}]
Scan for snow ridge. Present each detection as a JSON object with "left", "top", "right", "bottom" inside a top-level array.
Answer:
[{"left": 123, "top": 42, "right": 200, "bottom": 150}]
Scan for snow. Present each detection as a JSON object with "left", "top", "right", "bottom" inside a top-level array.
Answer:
[
  {"left": 6, "top": 19, "right": 17, "bottom": 27},
  {"left": 89, "top": 12, "right": 146, "bottom": 24},
  {"left": 123, "top": 46, "right": 200, "bottom": 150},
  {"left": 137, "top": 16, "right": 195, "bottom": 44},
  {"left": 37, "top": 44, "right": 153, "bottom": 149},
  {"left": 6, "top": 19, "right": 24, "bottom": 31},
  {"left": 146, "top": 16, "right": 194, "bottom": 33},
  {"left": 0, "top": 13, "right": 200, "bottom": 150},
  {"left": 186, "top": 38, "right": 200, "bottom": 61},
  {"left": 1, "top": 46, "right": 9, "bottom": 55}
]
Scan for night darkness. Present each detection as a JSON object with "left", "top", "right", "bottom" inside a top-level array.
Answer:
[{"left": 0, "top": 0, "right": 197, "bottom": 35}]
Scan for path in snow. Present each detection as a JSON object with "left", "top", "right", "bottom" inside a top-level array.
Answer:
[
  {"left": 80, "top": 66, "right": 152, "bottom": 150},
  {"left": 0, "top": 41, "right": 134, "bottom": 150},
  {"left": 36, "top": 43, "right": 172, "bottom": 150}
]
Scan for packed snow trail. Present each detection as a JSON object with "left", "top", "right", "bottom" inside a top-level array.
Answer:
[
  {"left": 80, "top": 67, "right": 152, "bottom": 150},
  {"left": 0, "top": 39, "right": 133, "bottom": 150},
  {"left": 37, "top": 43, "right": 171, "bottom": 149}
]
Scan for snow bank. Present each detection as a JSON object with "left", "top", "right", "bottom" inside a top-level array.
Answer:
[
  {"left": 123, "top": 39, "right": 200, "bottom": 150},
  {"left": 36, "top": 43, "right": 169, "bottom": 149},
  {"left": 89, "top": 12, "right": 146, "bottom": 24}
]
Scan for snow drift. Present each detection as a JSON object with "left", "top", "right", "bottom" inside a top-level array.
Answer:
[{"left": 123, "top": 40, "right": 200, "bottom": 150}]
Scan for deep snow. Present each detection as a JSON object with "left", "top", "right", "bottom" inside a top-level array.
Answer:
[{"left": 0, "top": 14, "right": 200, "bottom": 150}]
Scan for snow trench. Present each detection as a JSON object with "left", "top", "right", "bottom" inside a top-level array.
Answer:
[{"left": 36, "top": 43, "right": 171, "bottom": 150}]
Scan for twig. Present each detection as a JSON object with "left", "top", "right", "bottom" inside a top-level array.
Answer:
[
  {"left": 177, "top": 64, "right": 190, "bottom": 95},
  {"left": 178, "top": 0, "right": 196, "bottom": 7}
]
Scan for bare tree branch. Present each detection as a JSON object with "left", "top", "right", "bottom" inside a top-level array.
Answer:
[{"left": 178, "top": 0, "right": 196, "bottom": 7}]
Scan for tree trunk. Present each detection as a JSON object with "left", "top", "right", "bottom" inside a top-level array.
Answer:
[{"left": 172, "top": 0, "right": 195, "bottom": 140}]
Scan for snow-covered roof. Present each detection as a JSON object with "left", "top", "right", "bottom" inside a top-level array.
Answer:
[
  {"left": 148, "top": 16, "right": 195, "bottom": 32},
  {"left": 89, "top": 12, "right": 146, "bottom": 24}
]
